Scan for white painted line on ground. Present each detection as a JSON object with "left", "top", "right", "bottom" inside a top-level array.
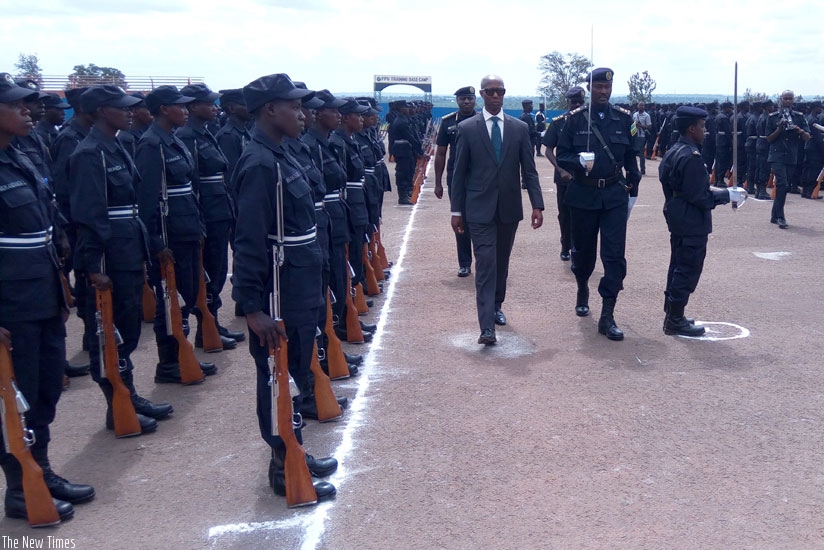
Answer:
[
  {"left": 753, "top": 251, "right": 791, "bottom": 261},
  {"left": 207, "top": 166, "right": 426, "bottom": 548}
]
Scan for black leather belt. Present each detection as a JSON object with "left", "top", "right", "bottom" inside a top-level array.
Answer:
[{"left": 579, "top": 175, "right": 621, "bottom": 188}]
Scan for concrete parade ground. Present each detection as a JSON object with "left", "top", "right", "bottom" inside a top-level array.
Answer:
[{"left": 2, "top": 155, "right": 823, "bottom": 550}]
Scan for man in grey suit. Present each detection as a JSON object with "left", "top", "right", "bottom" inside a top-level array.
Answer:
[{"left": 450, "top": 75, "right": 544, "bottom": 345}]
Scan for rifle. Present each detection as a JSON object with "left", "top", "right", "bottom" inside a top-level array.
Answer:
[
  {"left": 59, "top": 268, "right": 74, "bottom": 308},
  {"left": 353, "top": 282, "right": 369, "bottom": 315},
  {"left": 812, "top": 165, "right": 823, "bottom": 200},
  {"left": 362, "top": 241, "right": 381, "bottom": 296},
  {"left": 309, "top": 331, "right": 343, "bottom": 422},
  {"left": 159, "top": 148, "right": 204, "bottom": 385},
  {"left": 142, "top": 274, "right": 155, "bottom": 323},
  {"left": 650, "top": 118, "right": 667, "bottom": 160},
  {"left": 709, "top": 161, "right": 716, "bottom": 185},
  {"left": 269, "top": 163, "right": 317, "bottom": 507},
  {"left": 0, "top": 344, "right": 60, "bottom": 527},
  {"left": 324, "top": 289, "right": 351, "bottom": 380},
  {"left": 410, "top": 119, "right": 440, "bottom": 204},
  {"left": 375, "top": 223, "right": 390, "bottom": 271},
  {"left": 768, "top": 171, "right": 776, "bottom": 199},
  {"left": 343, "top": 244, "right": 365, "bottom": 343},
  {"left": 196, "top": 249, "right": 223, "bottom": 353},
  {"left": 369, "top": 227, "right": 385, "bottom": 283}
]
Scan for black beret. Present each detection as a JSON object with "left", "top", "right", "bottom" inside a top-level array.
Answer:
[
  {"left": 43, "top": 93, "right": 71, "bottom": 109},
  {"left": 0, "top": 72, "right": 40, "bottom": 103},
  {"left": 145, "top": 85, "right": 195, "bottom": 112},
  {"left": 338, "top": 98, "right": 369, "bottom": 115},
  {"left": 674, "top": 105, "right": 709, "bottom": 120},
  {"left": 80, "top": 85, "right": 141, "bottom": 113},
  {"left": 218, "top": 89, "right": 246, "bottom": 107},
  {"left": 180, "top": 83, "right": 221, "bottom": 102},
  {"left": 243, "top": 73, "right": 313, "bottom": 113},
  {"left": 454, "top": 86, "right": 475, "bottom": 96},
  {"left": 565, "top": 86, "right": 586, "bottom": 100},
  {"left": 586, "top": 67, "right": 614, "bottom": 83}
]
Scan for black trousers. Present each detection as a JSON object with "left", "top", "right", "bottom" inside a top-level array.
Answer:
[
  {"left": 84, "top": 270, "right": 144, "bottom": 382},
  {"left": 203, "top": 220, "right": 231, "bottom": 318},
  {"left": 468, "top": 220, "right": 518, "bottom": 331},
  {"left": 328, "top": 243, "right": 348, "bottom": 326},
  {"left": 802, "top": 157, "right": 824, "bottom": 196},
  {"left": 556, "top": 183, "right": 571, "bottom": 253},
  {"left": 666, "top": 234, "right": 707, "bottom": 307},
  {"left": 0, "top": 316, "right": 65, "bottom": 457},
  {"left": 447, "top": 184, "right": 473, "bottom": 268},
  {"left": 702, "top": 143, "right": 716, "bottom": 174},
  {"left": 745, "top": 145, "right": 757, "bottom": 187},
  {"left": 569, "top": 201, "right": 628, "bottom": 299},
  {"left": 395, "top": 157, "right": 414, "bottom": 199},
  {"left": 715, "top": 149, "right": 732, "bottom": 183},
  {"left": 771, "top": 162, "right": 791, "bottom": 220}
]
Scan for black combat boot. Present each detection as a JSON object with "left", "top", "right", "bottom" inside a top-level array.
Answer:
[
  {"left": 597, "top": 297, "right": 624, "bottom": 341},
  {"left": 663, "top": 294, "right": 693, "bottom": 328},
  {"left": 575, "top": 280, "right": 590, "bottom": 317},
  {"left": 30, "top": 447, "right": 95, "bottom": 505},
  {"left": 100, "top": 381, "right": 158, "bottom": 435},
  {"left": 664, "top": 302, "right": 705, "bottom": 337},
  {"left": 269, "top": 449, "right": 337, "bottom": 503},
  {"left": 121, "top": 370, "right": 173, "bottom": 420},
  {"left": 2, "top": 456, "right": 74, "bottom": 524}
]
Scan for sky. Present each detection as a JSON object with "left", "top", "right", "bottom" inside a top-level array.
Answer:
[{"left": 3, "top": 0, "right": 823, "bottom": 100}]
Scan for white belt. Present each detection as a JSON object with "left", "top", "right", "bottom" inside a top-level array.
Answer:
[
  {"left": 314, "top": 201, "right": 324, "bottom": 209},
  {"left": 376, "top": 159, "right": 385, "bottom": 165},
  {"left": 364, "top": 168, "right": 376, "bottom": 175},
  {"left": 268, "top": 226, "right": 317, "bottom": 247},
  {"left": 108, "top": 205, "right": 139, "bottom": 220},
  {"left": 346, "top": 181, "right": 364, "bottom": 189},
  {"left": 324, "top": 192, "right": 342, "bottom": 202},
  {"left": 167, "top": 184, "right": 193, "bottom": 196},
  {"left": 200, "top": 174, "right": 224, "bottom": 184},
  {"left": 0, "top": 226, "right": 53, "bottom": 249}
]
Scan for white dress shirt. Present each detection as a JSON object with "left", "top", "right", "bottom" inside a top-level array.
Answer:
[{"left": 483, "top": 107, "right": 505, "bottom": 142}]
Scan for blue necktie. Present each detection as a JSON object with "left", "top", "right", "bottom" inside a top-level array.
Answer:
[{"left": 491, "top": 116, "right": 502, "bottom": 162}]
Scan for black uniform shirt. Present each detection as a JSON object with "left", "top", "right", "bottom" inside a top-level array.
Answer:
[
  {"left": 302, "top": 128, "right": 349, "bottom": 245},
  {"left": 542, "top": 112, "right": 569, "bottom": 184},
  {"left": 51, "top": 118, "right": 90, "bottom": 221},
  {"left": 331, "top": 129, "right": 369, "bottom": 228},
  {"left": 35, "top": 119, "right": 58, "bottom": 151},
  {"left": 117, "top": 126, "right": 146, "bottom": 161},
  {"left": 216, "top": 119, "right": 251, "bottom": 197},
  {"left": 766, "top": 110, "right": 810, "bottom": 165},
  {"left": 69, "top": 127, "right": 149, "bottom": 274},
  {"left": 13, "top": 132, "right": 53, "bottom": 187},
  {"left": 436, "top": 110, "right": 478, "bottom": 183},
  {"left": 658, "top": 137, "right": 717, "bottom": 236},
  {"left": 0, "top": 146, "right": 62, "bottom": 322},
  {"left": 176, "top": 118, "right": 234, "bottom": 224}
]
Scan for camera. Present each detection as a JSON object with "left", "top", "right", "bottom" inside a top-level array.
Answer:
[{"left": 781, "top": 109, "right": 795, "bottom": 131}]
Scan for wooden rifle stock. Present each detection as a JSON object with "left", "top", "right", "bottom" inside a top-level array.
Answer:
[
  {"left": 725, "top": 169, "right": 733, "bottom": 188},
  {"left": 370, "top": 232, "right": 385, "bottom": 282},
  {"left": 95, "top": 289, "right": 142, "bottom": 437},
  {"left": 343, "top": 245, "right": 365, "bottom": 343},
  {"left": 196, "top": 249, "right": 223, "bottom": 353},
  {"left": 353, "top": 283, "right": 369, "bottom": 315},
  {"left": 324, "top": 289, "right": 351, "bottom": 380},
  {"left": 309, "top": 340, "right": 342, "bottom": 422},
  {"left": 650, "top": 136, "right": 660, "bottom": 160},
  {"left": 362, "top": 243, "right": 381, "bottom": 296},
  {"left": 142, "top": 275, "right": 155, "bottom": 323},
  {"left": 272, "top": 324, "right": 317, "bottom": 507},
  {"left": 375, "top": 224, "right": 390, "bottom": 270},
  {"left": 160, "top": 258, "right": 204, "bottom": 385},
  {"left": 0, "top": 345, "right": 60, "bottom": 527},
  {"left": 812, "top": 166, "right": 823, "bottom": 199},
  {"left": 59, "top": 271, "right": 74, "bottom": 308},
  {"left": 768, "top": 171, "right": 776, "bottom": 198}
]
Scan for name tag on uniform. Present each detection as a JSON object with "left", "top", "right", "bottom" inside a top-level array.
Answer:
[
  {"left": 0, "top": 180, "right": 26, "bottom": 192},
  {"left": 107, "top": 164, "right": 124, "bottom": 173},
  {"left": 166, "top": 155, "right": 182, "bottom": 163}
]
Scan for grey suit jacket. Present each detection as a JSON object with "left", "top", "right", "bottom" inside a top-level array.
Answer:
[{"left": 450, "top": 112, "right": 543, "bottom": 224}]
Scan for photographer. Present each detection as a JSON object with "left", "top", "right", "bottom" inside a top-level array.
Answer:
[{"left": 765, "top": 90, "right": 810, "bottom": 228}]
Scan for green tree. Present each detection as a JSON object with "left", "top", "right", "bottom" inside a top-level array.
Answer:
[
  {"left": 627, "top": 71, "right": 656, "bottom": 104},
  {"left": 67, "top": 64, "right": 127, "bottom": 89},
  {"left": 14, "top": 53, "right": 43, "bottom": 85},
  {"left": 537, "top": 51, "right": 592, "bottom": 109},
  {"left": 743, "top": 88, "right": 769, "bottom": 102}
]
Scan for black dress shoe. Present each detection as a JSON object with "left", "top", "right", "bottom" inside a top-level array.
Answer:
[
  {"left": 575, "top": 285, "right": 590, "bottom": 317},
  {"left": 154, "top": 362, "right": 213, "bottom": 383},
  {"left": 344, "top": 352, "right": 363, "bottom": 365},
  {"left": 457, "top": 267, "right": 471, "bottom": 277},
  {"left": 560, "top": 251, "right": 571, "bottom": 262},
  {"left": 365, "top": 299, "right": 374, "bottom": 308},
  {"left": 360, "top": 321, "right": 377, "bottom": 333},
  {"left": 181, "top": 319, "right": 190, "bottom": 337},
  {"left": 195, "top": 333, "right": 237, "bottom": 351},
  {"left": 346, "top": 363, "right": 359, "bottom": 376},
  {"left": 65, "top": 362, "right": 90, "bottom": 377},
  {"left": 398, "top": 197, "right": 412, "bottom": 205},
  {"left": 334, "top": 327, "right": 372, "bottom": 343},
  {"left": 269, "top": 464, "right": 337, "bottom": 503},
  {"left": 218, "top": 325, "right": 246, "bottom": 342},
  {"left": 305, "top": 454, "right": 338, "bottom": 477},
  {"left": 4, "top": 490, "right": 74, "bottom": 524},
  {"left": 664, "top": 316, "right": 706, "bottom": 337},
  {"left": 200, "top": 361, "right": 217, "bottom": 376},
  {"left": 598, "top": 317, "right": 624, "bottom": 341},
  {"left": 776, "top": 217, "right": 788, "bottom": 229},
  {"left": 131, "top": 394, "right": 174, "bottom": 420},
  {"left": 106, "top": 409, "right": 158, "bottom": 434},
  {"left": 494, "top": 309, "right": 507, "bottom": 326},
  {"left": 478, "top": 328, "right": 497, "bottom": 345},
  {"left": 42, "top": 469, "right": 95, "bottom": 504}
]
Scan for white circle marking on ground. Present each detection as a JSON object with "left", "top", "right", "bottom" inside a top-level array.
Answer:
[{"left": 677, "top": 321, "right": 750, "bottom": 341}]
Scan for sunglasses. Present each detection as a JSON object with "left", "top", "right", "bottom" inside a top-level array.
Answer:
[{"left": 481, "top": 88, "right": 506, "bottom": 97}]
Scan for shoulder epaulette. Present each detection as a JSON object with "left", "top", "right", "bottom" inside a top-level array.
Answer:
[
  {"left": 769, "top": 111, "right": 780, "bottom": 117},
  {"left": 793, "top": 110, "right": 803, "bottom": 116},
  {"left": 551, "top": 113, "right": 568, "bottom": 122},
  {"left": 443, "top": 111, "right": 457, "bottom": 120},
  {"left": 614, "top": 105, "right": 632, "bottom": 116},
  {"left": 568, "top": 105, "right": 587, "bottom": 116}
]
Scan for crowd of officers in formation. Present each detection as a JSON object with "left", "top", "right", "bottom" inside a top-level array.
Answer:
[{"left": 0, "top": 70, "right": 399, "bottom": 523}]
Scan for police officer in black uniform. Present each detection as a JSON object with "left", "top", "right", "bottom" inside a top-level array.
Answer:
[
  {"left": 535, "top": 103, "right": 547, "bottom": 156},
  {"left": 434, "top": 86, "right": 477, "bottom": 277},
  {"left": 754, "top": 99, "right": 774, "bottom": 200},
  {"left": 714, "top": 102, "right": 733, "bottom": 186},
  {"left": 0, "top": 73, "right": 94, "bottom": 523},
  {"left": 701, "top": 102, "right": 718, "bottom": 174},
  {"left": 231, "top": 73, "right": 336, "bottom": 501},
  {"left": 766, "top": 90, "right": 810, "bottom": 228},
  {"left": 177, "top": 83, "right": 244, "bottom": 350},
  {"left": 658, "top": 106, "right": 740, "bottom": 337},
  {"left": 388, "top": 101, "right": 422, "bottom": 204},
  {"left": 520, "top": 99, "right": 537, "bottom": 157},
  {"left": 134, "top": 86, "right": 216, "bottom": 383},
  {"left": 117, "top": 92, "right": 153, "bottom": 160},
  {"left": 556, "top": 68, "right": 641, "bottom": 341},
  {"left": 12, "top": 80, "right": 54, "bottom": 189},
  {"left": 543, "top": 86, "right": 586, "bottom": 262},
  {"left": 35, "top": 93, "right": 70, "bottom": 151},
  {"left": 745, "top": 101, "right": 761, "bottom": 191},
  {"left": 801, "top": 106, "right": 824, "bottom": 199},
  {"left": 215, "top": 88, "right": 252, "bottom": 196},
  {"left": 69, "top": 85, "right": 172, "bottom": 433}
]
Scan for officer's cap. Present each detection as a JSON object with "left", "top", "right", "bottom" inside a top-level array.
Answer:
[
  {"left": 339, "top": 98, "right": 369, "bottom": 115},
  {"left": 14, "top": 78, "right": 49, "bottom": 100},
  {"left": 720, "top": 101, "right": 732, "bottom": 109},
  {"left": 586, "top": 67, "right": 614, "bottom": 83},
  {"left": 145, "top": 86, "right": 196, "bottom": 112},
  {"left": 80, "top": 85, "right": 142, "bottom": 113},
  {"left": 314, "top": 90, "right": 347, "bottom": 110},
  {"left": 243, "top": 73, "right": 313, "bottom": 113},
  {"left": 357, "top": 100, "right": 379, "bottom": 116},
  {"left": 218, "top": 89, "right": 246, "bottom": 107},
  {"left": 293, "top": 82, "right": 325, "bottom": 109},
  {"left": 674, "top": 105, "right": 708, "bottom": 122},
  {"left": 65, "top": 87, "right": 88, "bottom": 109},
  {"left": 128, "top": 92, "right": 147, "bottom": 108},
  {"left": 565, "top": 86, "right": 586, "bottom": 100},
  {"left": 356, "top": 96, "right": 382, "bottom": 111},
  {"left": 43, "top": 93, "right": 71, "bottom": 109},
  {"left": 453, "top": 86, "right": 475, "bottom": 97},
  {"left": 0, "top": 73, "right": 40, "bottom": 103},
  {"left": 180, "top": 83, "right": 221, "bottom": 103}
]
